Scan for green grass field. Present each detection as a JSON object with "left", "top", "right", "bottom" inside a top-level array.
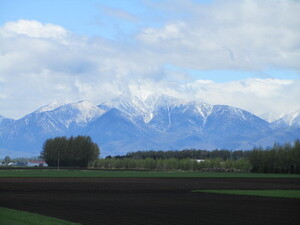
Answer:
[
  {"left": 1, "top": 169, "right": 300, "bottom": 178},
  {"left": 0, "top": 207, "right": 80, "bottom": 225},
  {"left": 193, "top": 190, "right": 300, "bottom": 198}
]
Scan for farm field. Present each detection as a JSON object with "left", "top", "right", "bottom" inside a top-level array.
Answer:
[
  {"left": 1, "top": 175, "right": 300, "bottom": 225},
  {"left": 194, "top": 190, "right": 300, "bottom": 198},
  {"left": 1, "top": 168, "right": 300, "bottom": 178}
]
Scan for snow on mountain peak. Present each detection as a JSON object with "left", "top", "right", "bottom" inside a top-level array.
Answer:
[
  {"left": 34, "top": 100, "right": 72, "bottom": 114},
  {"left": 100, "top": 94, "right": 167, "bottom": 123},
  {"left": 210, "top": 105, "right": 259, "bottom": 122},
  {"left": 31, "top": 100, "right": 105, "bottom": 128},
  {"left": 69, "top": 100, "right": 100, "bottom": 111},
  {"left": 194, "top": 102, "right": 213, "bottom": 118},
  {"left": 146, "top": 94, "right": 187, "bottom": 107},
  {"left": 53, "top": 100, "right": 105, "bottom": 126},
  {"left": 114, "top": 95, "right": 156, "bottom": 123},
  {"left": 2, "top": 93, "right": 299, "bottom": 157},
  {"left": 101, "top": 94, "right": 214, "bottom": 124},
  {"left": 276, "top": 109, "right": 300, "bottom": 127}
]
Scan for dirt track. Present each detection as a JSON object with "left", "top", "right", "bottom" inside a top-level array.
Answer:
[{"left": 1, "top": 177, "right": 300, "bottom": 225}]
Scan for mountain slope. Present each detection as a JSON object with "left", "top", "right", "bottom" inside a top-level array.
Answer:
[
  {"left": 95, "top": 94, "right": 280, "bottom": 154},
  {"left": 263, "top": 109, "right": 300, "bottom": 148},
  {"left": 85, "top": 108, "right": 163, "bottom": 156},
  {"left": 272, "top": 109, "right": 300, "bottom": 128},
  {"left": 0, "top": 101, "right": 105, "bottom": 156},
  {"left": 0, "top": 95, "right": 299, "bottom": 157}
]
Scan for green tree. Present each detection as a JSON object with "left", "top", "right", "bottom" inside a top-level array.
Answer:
[
  {"left": 248, "top": 141, "right": 300, "bottom": 174},
  {"left": 4, "top": 156, "right": 11, "bottom": 165},
  {"left": 41, "top": 136, "right": 100, "bottom": 167}
]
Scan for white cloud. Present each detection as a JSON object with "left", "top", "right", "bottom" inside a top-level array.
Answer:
[
  {"left": 1, "top": 0, "right": 300, "bottom": 120},
  {"left": 0, "top": 20, "right": 163, "bottom": 118},
  {"left": 1, "top": 19, "right": 68, "bottom": 39},
  {"left": 124, "top": 78, "right": 300, "bottom": 121},
  {"left": 137, "top": 0, "right": 300, "bottom": 71},
  {"left": 138, "top": 22, "right": 185, "bottom": 42},
  {"left": 185, "top": 78, "right": 300, "bottom": 120}
]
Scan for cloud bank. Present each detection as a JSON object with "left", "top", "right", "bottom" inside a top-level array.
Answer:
[
  {"left": 138, "top": 0, "right": 300, "bottom": 71},
  {"left": 0, "top": 0, "right": 300, "bottom": 120}
]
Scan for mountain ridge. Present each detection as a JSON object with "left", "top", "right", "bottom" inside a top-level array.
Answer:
[
  {"left": 0, "top": 94, "right": 299, "bottom": 158},
  {"left": 272, "top": 109, "right": 300, "bottom": 128}
]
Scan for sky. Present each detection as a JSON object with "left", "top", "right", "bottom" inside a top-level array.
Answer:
[{"left": 0, "top": 0, "right": 300, "bottom": 121}]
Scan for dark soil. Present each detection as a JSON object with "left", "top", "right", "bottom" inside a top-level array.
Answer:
[{"left": 1, "top": 177, "right": 300, "bottom": 225}]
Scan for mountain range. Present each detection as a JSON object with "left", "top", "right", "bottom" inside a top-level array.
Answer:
[{"left": 1, "top": 94, "right": 299, "bottom": 158}]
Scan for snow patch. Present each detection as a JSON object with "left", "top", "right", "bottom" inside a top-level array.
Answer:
[
  {"left": 275, "top": 109, "right": 300, "bottom": 127},
  {"left": 34, "top": 100, "right": 72, "bottom": 114}
]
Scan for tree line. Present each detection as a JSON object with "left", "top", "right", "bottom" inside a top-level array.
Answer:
[
  {"left": 102, "top": 140, "right": 300, "bottom": 173},
  {"left": 248, "top": 140, "right": 300, "bottom": 173},
  {"left": 91, "top": 157, "right": 251, "bottom": 171},
  {"left": 113, "top": 149, "right": 248, "bottom": 160},
  {"left": 39, "top": 135, "right": 299, "bottom": 173}
]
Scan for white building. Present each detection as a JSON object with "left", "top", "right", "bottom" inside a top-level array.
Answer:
[{"left": 27, "top": 160, "right": 48, "bottom": 167}]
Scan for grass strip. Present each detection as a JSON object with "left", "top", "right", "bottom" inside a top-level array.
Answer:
[
  {"left": 193, "top": 190, "right": 300, "bottom": 198},
  {"left": 1, "top": 169, "right": 300, "bottom": 178},
  {"left": 0, "top": 207, "right": 81, "bottom": 225},
  {"left": 0, "top": 169, "right": 300, "bottom": 178}
]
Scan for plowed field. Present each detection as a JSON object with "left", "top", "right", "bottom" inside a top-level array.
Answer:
[{"left": 1, "top": 177, "right": 300, "bottom": 225}]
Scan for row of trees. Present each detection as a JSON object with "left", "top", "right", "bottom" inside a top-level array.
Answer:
[
  {"left": 41, "top": 136, "right": 100, "bottom": 167},
  {"left": 91, "top": 158, "right": 251, "bottom": 171},
  {"left": 39, "top": 135, "right": 299, "bottom": 173},
  {"left": 117, "top": 149, "right": 248, "bottom": 160},
  {"left": 103, "top": 140, "right": 300, "bottom": 173},
  {"left": 249, "top": 140, "right": 300, "bottom": 173}
]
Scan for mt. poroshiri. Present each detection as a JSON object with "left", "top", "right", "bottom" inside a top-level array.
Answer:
[{"left": 0, "top": 94, "right": 299, "bottom": 157}]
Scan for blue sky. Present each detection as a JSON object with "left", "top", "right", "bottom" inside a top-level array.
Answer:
[
  {"left": 0, "top": 0, "right": 300, "bottom": 119},
  {"left": 1, "top": 0, "right": 180, "bottom": 39}
]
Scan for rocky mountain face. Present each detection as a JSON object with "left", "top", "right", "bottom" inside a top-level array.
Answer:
[{"left": 0, "top": 95, "right": 299, "bottom": 157}]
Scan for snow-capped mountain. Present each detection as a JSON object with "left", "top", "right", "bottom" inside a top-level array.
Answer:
[
  {"left": 9, "top": 100, "right": 104, "bottom": 137},
  {"left": 259, "top": 111, "right": 286, "bottom": 123},
  {"left": 34, "top": 100, "right": 71, "bottom": 114},
  {"left": 0, "top": 95, "right": 299, "bottom": 158},
  {"left": 47, "top": 100, "right": 105, "bottom": 128},
  {"left": 272, "top": 110, "right": 300, "bottom": 128},
  {"left": 99, "top": 94, "right": 188, "bottom": 124},
  {"left": 0, "top": 100, "right": 105, "bottom": 156}
]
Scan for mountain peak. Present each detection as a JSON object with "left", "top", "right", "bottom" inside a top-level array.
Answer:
[
  {"left": 53, "top": 100, "right": 105, "bottom": 126},
  {"left": 101, "top": 94, "right": 208, "bottom": 123},
  {"left": 274, "top": 109, "right": 300, "bottom": 127},
  {"left": 1, "top": 94, "right": 299, "bottom": 158},
  {"left": 68, "top": 100, "right": 100, "bottom": 111},
  {"left": 34, "top": 100, "right": 72, "bottom": 114},
  {"left": 27, "top": 100, "right": 105, "bottom": 129}
]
